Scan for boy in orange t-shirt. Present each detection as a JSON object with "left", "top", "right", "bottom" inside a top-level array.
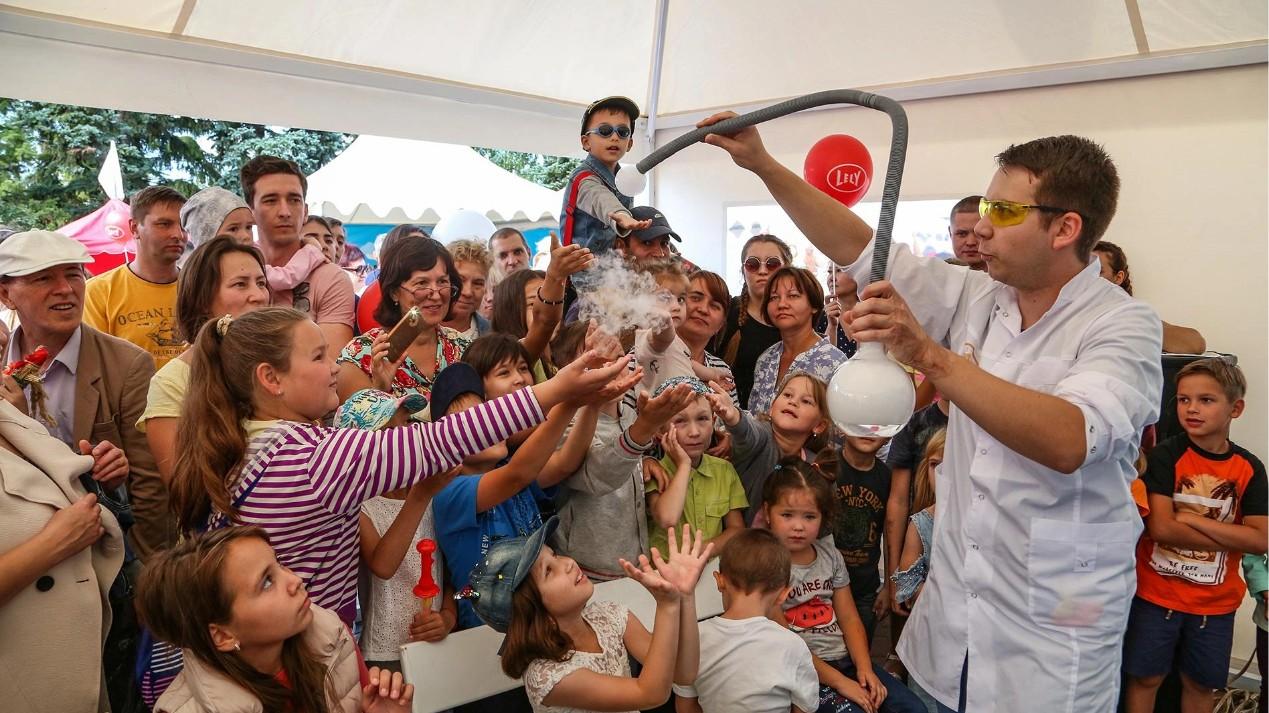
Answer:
[{"left": 1123, "top": 358, "right": 1268, "bottom": 713}]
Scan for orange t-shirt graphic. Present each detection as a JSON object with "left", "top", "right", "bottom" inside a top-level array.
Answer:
[{"left": 1136, "top": 435, "right": 1268, "bottom": 614}]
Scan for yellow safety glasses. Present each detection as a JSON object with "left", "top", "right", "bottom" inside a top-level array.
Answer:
[{"left": 978, "top": 198, "right": 1074, "bottom": 227}]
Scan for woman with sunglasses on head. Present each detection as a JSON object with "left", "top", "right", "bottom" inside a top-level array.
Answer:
[
  {"left": 337, "top": 236, "right": 468, "bottom": 409},
  {"left": 712, "top": 234, "right": 792, "bottom": 408}
]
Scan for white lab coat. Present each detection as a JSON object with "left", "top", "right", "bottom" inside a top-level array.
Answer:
[{"left": 843, "top": 242, "right": 1163, "bottom": 712}]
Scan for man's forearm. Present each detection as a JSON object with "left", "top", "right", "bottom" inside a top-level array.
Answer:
[
  {"left": 754, "top": 160, "right": 874, "bottom": 267},
  {"left": 923, "top": 347, "right": 1088, "bottom": 474}
]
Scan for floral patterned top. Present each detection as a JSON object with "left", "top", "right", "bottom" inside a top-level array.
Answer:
[
  {"left": 337, "top": 326, "right": 471, "bottom": 406},
  {"left": 748, "top": 337, "right": 847, "bottom": 415},
  {"left": 523, "top": 600, "right": 633, "bottom": 713}
]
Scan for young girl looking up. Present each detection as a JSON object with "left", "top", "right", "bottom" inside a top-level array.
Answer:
[
  {"left": 705, "top": 372, "right": 830, "bottom": 525},
  {"left": 169, "top": 307, "right": 633, "bottom": 626},
  {"left": 136, "top": 526, "right": 413, "bottom": 713},
  {"left": 762, "top": 460, "right": 926, "bottom": 713},
  {"left": 465, "top": 517, "right": 713, "bottom": 713},
  {"left": 891, "top": 428, "right": 945, "bottom": 614}
]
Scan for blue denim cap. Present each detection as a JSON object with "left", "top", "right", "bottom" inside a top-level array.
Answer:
[
  {"left": 333, "top": 389, "right": 428, "bottom": 430},
  {"left": 429, "top": 362, "right": 486, "bottom": 420},
  {"left": 463, "top": 516, "right": 559, "bottom": 633}
]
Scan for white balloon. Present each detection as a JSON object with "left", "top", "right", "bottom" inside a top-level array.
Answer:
[
  {"left": 826, "top": 342, "right": 916, "bottom": 437},
  {"left": 431, "top": 210, "right": 497, "bottom": 244},
  {"left": 615, "top": 165, "right": 648, "bottom": 196}
]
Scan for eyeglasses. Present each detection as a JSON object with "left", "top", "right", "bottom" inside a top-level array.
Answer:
[
  {"left": 584, "top": 124, "right": 632, "bottom": 140},
  {"left": 403, "top": 279, "right": 452, "bottom": 299},
  {"left": 978, "top": 198, "right": 1076, "bottom": 227},
  {"left": 744, "top": 256, "right": 784, "bottom": 273}
]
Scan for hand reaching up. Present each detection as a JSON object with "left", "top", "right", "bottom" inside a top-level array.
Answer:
[
  {"left": 546, "top": 243, "right": 594, "bottom": 282},
  {"left": 655, "top": 523, "right": 713, "bottom": 597},
  {"left": 704, "top": 381, "right": 740, "bottom": 427},
  {"left": 618, "top": 552, "right": 679, "bottom": 603}
]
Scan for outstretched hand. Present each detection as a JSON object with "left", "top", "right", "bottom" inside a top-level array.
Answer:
[
  {"left": 704, "top": 381, "right": 740, "bottom": 427},
  {"left": 619, "top": 553, "right": 679, "bottom": 602},
  {"left": 546, "top": 243, "right": 594, "bottom": 281},
  {"left": 611, "top": 212, "right": 652, "bottom": 233},
  {"left": 655, "top": 523, "right": 713, "bottom": 596},
  {"left": 635, "top": 384, "right": 697, "bottom": 429},
  {"left": 544, "top": 352, "right": 638, "bottom": 408}
]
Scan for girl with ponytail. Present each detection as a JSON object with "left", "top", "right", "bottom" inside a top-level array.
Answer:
[{"left": 170, "top": 307, "right": 639, "bottom": 625}]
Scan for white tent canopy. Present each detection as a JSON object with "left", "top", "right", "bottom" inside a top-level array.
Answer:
[
  {"left": 305, "top": 135, "right": 561, "bottom": 225},
  {"left": 1, "top": 1, "right": 1264, "bottom": 156}
]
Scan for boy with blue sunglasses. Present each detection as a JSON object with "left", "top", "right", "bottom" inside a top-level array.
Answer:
[{"left": 559, "top": 96, "right": 653, "bottom": 260}]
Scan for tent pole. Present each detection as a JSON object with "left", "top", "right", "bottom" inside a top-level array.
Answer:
[{"left": 643, "top": 0, "right": 670, "bottom": 206}]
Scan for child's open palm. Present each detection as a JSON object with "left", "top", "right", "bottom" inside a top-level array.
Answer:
[
  {"left": 656, "top": 523, "right": 714, "bottom": 596},
  {"left": 618, "top": 553, "right": 679, "bottom": 602}
]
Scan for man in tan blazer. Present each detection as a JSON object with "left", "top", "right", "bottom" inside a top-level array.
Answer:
[{"left": 0, "top": 231, "right": 170, "bottom": 559}]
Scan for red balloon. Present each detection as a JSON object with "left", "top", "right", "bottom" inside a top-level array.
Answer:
[
  {"left": 357, "top": 281, "right": 382, "bottom": 334},
  {"left": 803, "top": 134, "right": 873, "bottom": 207}
]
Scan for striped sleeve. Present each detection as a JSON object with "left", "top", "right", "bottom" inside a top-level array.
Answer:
[{"left": 304, "top": 386, "right": 546, "bottom": 515}]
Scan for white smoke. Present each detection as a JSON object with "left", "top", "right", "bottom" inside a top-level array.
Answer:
[{"left": 575, "top": 253, "right": 670, "bottom": 337}]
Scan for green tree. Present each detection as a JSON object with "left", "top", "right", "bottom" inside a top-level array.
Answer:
[
  {"left": 473, "top": 147, "right": 579, "bottom": 190},
  {"left": 0, "top": 99, "right": 352, "bottom": 229}
]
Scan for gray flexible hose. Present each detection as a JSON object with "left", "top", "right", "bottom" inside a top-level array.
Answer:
[{"left": 636, "top": 90, "right": 907, "bottom": 284}]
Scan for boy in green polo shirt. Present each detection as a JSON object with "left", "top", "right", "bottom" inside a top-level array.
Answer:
[{"left": 646, "top": 376, "right": 747, "bottom": 557}]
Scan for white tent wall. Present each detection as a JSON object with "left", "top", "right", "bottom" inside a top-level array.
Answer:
[
  {"left": 654, "top": 63, "right": 1268, "bottom": 671},
  {"left": 0, "top": 24, "right": 582, "bottom": 157}
]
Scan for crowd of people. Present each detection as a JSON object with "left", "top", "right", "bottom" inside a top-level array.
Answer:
[{"left": 0, "top": 94, "right": 1262, "bottom": 713}]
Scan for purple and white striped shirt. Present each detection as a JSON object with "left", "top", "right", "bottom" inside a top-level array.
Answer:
[{"left": 208, "top": 387, "right": 544, "bottom": 624}]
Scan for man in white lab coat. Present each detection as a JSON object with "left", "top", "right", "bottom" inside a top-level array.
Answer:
[{"left": 700, "top": 119, "right": 1162, "bottom": 713}]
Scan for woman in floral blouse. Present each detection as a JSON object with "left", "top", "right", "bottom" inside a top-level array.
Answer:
[
  {"left": 747, "top": 266, "right": 847, "bottom": 415},
  {"left": 337, "top": 236, "right": 470, "bottom": 408}
]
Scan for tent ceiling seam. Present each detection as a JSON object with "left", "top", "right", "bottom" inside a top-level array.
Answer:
[
  {"left": 171, "top": 0, "right": 197, "bottom": 36},
  {"left": 1123, "top": 0, "right": 1151, "bottom": 54},
  {"left": 650, "top": 40, "right": 1265, "bottom": 128}
]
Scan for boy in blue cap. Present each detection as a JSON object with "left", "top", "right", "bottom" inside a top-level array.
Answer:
[{"left": 559, "top": 96, "right": 652, "bottom": 258}]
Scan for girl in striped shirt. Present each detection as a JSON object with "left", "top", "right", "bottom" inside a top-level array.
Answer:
[{"left": 169, "top": 307, "right": 636, "bottom": 625}]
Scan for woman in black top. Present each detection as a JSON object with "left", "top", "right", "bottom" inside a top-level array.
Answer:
[{"left": 711, "top": 234, "right": 791, "bottom": 408}]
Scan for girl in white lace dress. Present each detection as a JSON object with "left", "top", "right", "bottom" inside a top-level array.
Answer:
[{"left": 464, "top": 518, "right": 712, "bottom": 713}]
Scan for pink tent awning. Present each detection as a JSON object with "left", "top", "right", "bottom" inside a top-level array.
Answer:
[{"left": 57, "top": 198, "right": 135, "bottom": 276}]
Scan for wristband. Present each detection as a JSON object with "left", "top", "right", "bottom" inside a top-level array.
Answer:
[{"left": 537, "top": 286, "right": 565, "bottom": 306}]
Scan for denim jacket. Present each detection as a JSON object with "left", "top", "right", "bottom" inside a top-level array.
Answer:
[{"left": 559, "top": 154, "right": 634, "bottom": 256}]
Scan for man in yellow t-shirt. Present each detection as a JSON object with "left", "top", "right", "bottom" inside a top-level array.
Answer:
[{"left": 84, "top": 185, "right": 186, "bottom": 368}]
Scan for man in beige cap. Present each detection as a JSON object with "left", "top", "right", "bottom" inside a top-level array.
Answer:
[{"left": 0, "top": 230, "right": 168, "bottom": 560}]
